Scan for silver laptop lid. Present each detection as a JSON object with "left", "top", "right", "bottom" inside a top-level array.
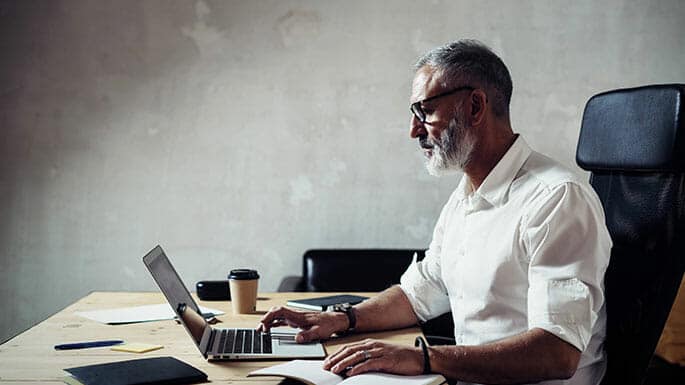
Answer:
[{"left": 143, "top": 245, "right": 211, "bottom": 353}]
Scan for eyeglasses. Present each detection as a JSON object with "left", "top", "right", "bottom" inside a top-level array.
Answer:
[{"left": 410, "top": 86, "right": 475, "bottom": 123}]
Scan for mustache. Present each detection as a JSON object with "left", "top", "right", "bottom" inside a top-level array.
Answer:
[{"left": 418, "top": 134, "right": 437, "bottom": 149}]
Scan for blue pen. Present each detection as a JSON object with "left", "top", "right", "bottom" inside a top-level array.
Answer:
[{"left": 54, "top": 340, "right": 124, "bottom": 350}]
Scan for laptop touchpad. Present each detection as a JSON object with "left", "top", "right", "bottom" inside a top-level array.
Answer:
[{"left": 272, "top": 340, "right": 324, "bottom": 356}]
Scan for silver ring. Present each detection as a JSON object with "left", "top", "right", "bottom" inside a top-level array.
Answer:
[{"left": 362, "top": 349, "right": 371, "bottom": 360}]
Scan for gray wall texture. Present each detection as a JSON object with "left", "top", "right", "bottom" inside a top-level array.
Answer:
[{"left": 1, "top": 0, "right": 684, "bottom": 343}]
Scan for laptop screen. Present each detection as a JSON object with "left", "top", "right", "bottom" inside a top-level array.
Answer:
[{"left": 143, "top": 245, "right": 209, "bottom": 346}]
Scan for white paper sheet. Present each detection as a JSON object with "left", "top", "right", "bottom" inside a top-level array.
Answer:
[
  {"left": 249, "top": 360, "right": 446, "bottom": 385},
  {"left": 249, "top": 360, "right": 341, "bottom": 385},
  {"left": 75, "top": 303, "right": 224, "bottom": 324}
]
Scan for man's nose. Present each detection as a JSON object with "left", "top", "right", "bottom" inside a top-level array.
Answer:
[{"left": 410, "top": 115, "right": 427, "bottom": 138}]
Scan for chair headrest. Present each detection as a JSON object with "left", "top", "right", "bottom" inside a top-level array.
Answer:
[{"left": 576, "top": 84, "right": 685, "bottom": 172}]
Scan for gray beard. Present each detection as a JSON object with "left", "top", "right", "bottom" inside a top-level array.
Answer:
[{"left": 425, "top": 116, "right": 475, "bottom": 176}]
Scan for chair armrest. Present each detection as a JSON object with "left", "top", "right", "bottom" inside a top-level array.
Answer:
[
  {"left": 420, "top": 312, "right": 454, "bottom": 341},
  {"left": 278, "top": 276, "right": 306, "bottom": 292}
]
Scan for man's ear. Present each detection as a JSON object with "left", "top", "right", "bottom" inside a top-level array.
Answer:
[{"left": 470, "top": 89, "right": 488, "bottom": 126}]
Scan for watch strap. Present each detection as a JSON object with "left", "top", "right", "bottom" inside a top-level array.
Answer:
[{"left": 330, "top": 303, "right": 356, "bottom": 334}]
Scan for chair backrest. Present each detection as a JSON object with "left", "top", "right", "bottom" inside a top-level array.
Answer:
[
  {"left": 299, "top": 248, "right": 455, "bottom": 341},
  {"left": 576, "top": 84, "right": 685, "bottom": 385},
  {"left": 301, "top": 249, "right": 424, "bottom": 292}
]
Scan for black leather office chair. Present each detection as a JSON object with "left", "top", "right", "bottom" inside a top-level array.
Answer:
[
  {"left": 278, "top": 249, "right": 455, "bottom": 343},
  {"left": 576, "top": 84, "right": 685, "bottom": 385}
]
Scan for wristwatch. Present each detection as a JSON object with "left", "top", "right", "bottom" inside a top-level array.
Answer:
[{"left": 329, "top": 303, "right": 356, "bottom": 335}]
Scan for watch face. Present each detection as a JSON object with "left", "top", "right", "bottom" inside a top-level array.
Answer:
[
  {"left": 331, "top": 303, "right": 350, "bottom": 312},
  {"left": 330, "top": 303, "right": 355, "bottom": 335}
]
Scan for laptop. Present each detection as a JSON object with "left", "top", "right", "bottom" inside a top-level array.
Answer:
[{"left": 143, "top": 245, "right": 326, "bottom": 360}]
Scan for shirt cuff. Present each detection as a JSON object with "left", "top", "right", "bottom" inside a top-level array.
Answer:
[
  {"left": 399, "top": 258, "right": 450, "bottom": 322},
  {"left": 528, "top": 278, "right": 595, "bottom": 352}
]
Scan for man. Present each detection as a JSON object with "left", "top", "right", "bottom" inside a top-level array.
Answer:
[{"left": 258, "top": 39, "right": 611, "bottom": 384}]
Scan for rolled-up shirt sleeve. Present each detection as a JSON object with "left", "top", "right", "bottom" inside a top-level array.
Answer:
[
  {"left": 400, "top": 198, "right": 452, "bottom": 322},
  {"left": 523, "top": 182, "right": 611, "bottom": 352}
]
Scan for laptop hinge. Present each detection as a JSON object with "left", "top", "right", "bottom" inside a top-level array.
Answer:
[{"left": 200, "top": 327, "right": 214, "bottom": 358}]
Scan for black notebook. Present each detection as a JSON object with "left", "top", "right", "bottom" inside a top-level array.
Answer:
[
  {"left": 286, "top": 294, "right": 368, "bottom": 311},
  {"left": 64, "top": 356, "right": 207, "bottom": 385}
]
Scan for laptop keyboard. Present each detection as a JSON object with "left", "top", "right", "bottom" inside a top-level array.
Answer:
[{"left": 217, "top": 329, "right": 272, "bottom": 354}]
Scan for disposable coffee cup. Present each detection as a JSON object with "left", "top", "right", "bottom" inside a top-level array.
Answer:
[{"left": 228, "top": 269, "right": 259, "bottom": 314}]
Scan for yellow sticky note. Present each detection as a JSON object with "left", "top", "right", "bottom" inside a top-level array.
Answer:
[{"left": 111, "top": 342, "right": 164, "bottom": 353}]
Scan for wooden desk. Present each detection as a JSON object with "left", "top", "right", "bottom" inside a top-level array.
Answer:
[{"left": 0, "top": 292, "right": 422, "bottom": 384}]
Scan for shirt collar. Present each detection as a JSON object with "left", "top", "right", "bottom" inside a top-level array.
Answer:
[{"left": 454, "top": 135, "right": 532, "bottom": 207}]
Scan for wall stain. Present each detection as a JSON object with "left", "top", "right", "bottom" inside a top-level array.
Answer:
[
  {"left": 276, "top": 9, "right": 321, "bottom": 48},
  {"left": 181, "top": 0, "right": 225, "bottom": 56}
]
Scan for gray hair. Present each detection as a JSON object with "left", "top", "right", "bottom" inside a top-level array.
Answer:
[{"left": 415, "top": 39, "right": 513, "bottom": 118}]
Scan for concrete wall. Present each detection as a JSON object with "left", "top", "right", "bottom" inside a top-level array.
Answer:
[{"left": 1, "top": 0, "right": 683, "bottom": 343}]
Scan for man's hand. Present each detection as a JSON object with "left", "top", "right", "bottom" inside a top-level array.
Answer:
[
  {"left": 323, "top": 339, "right": 424, "bottom": 377},
  {"left": 256, "top": 306, "right": 347, "bottom": 343}
]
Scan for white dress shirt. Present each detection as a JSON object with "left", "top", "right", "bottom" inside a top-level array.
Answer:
[{"left": 400, "top": 136, "right": 612, "bottom": 385}]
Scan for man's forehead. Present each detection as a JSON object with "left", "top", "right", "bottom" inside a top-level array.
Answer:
[{"left": 410, "top": 66, "right": 447, "bottom": 103}]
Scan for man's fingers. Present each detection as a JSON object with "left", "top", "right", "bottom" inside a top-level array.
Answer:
[
  {"left": 258, "top": 318, "right": 286, "bottom": 332},
  {"left": 299, "top": 323, "right": 339, "bottom": 343},
  {"left": 325, "top": 344, "right": 361, "bottom": 368},
  {"left": 324, "top": 344, "right": 356, "bottom": 369},
  {"left": 257, "top": 306, "right": 302, "bottom": 331},
  {"left": 347, "top": 356, "right": 386, "bottom": 376},
  {"left": 330, "top": 350, "right": 368, "bottom": 374},
  {"left": 324, "top": 342, "right": 420, "bottom": 377},
  {"left": 328, "top": 345, "right": 379, "bottom": 374},
  {"left": 256, "top": 307, "right": 332, "bottom": 344},
  {"left": 324, "top": 339, "right": 375, "bottom": 369},
  {"left": 268, "top": 318, "right": 288, "bottom": 328},
  {"left": 259, "top": 306, "right": 288, "bottom": 325},
  {"left": 295, "top": 327, "right": 317, "bottom": 343}
]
